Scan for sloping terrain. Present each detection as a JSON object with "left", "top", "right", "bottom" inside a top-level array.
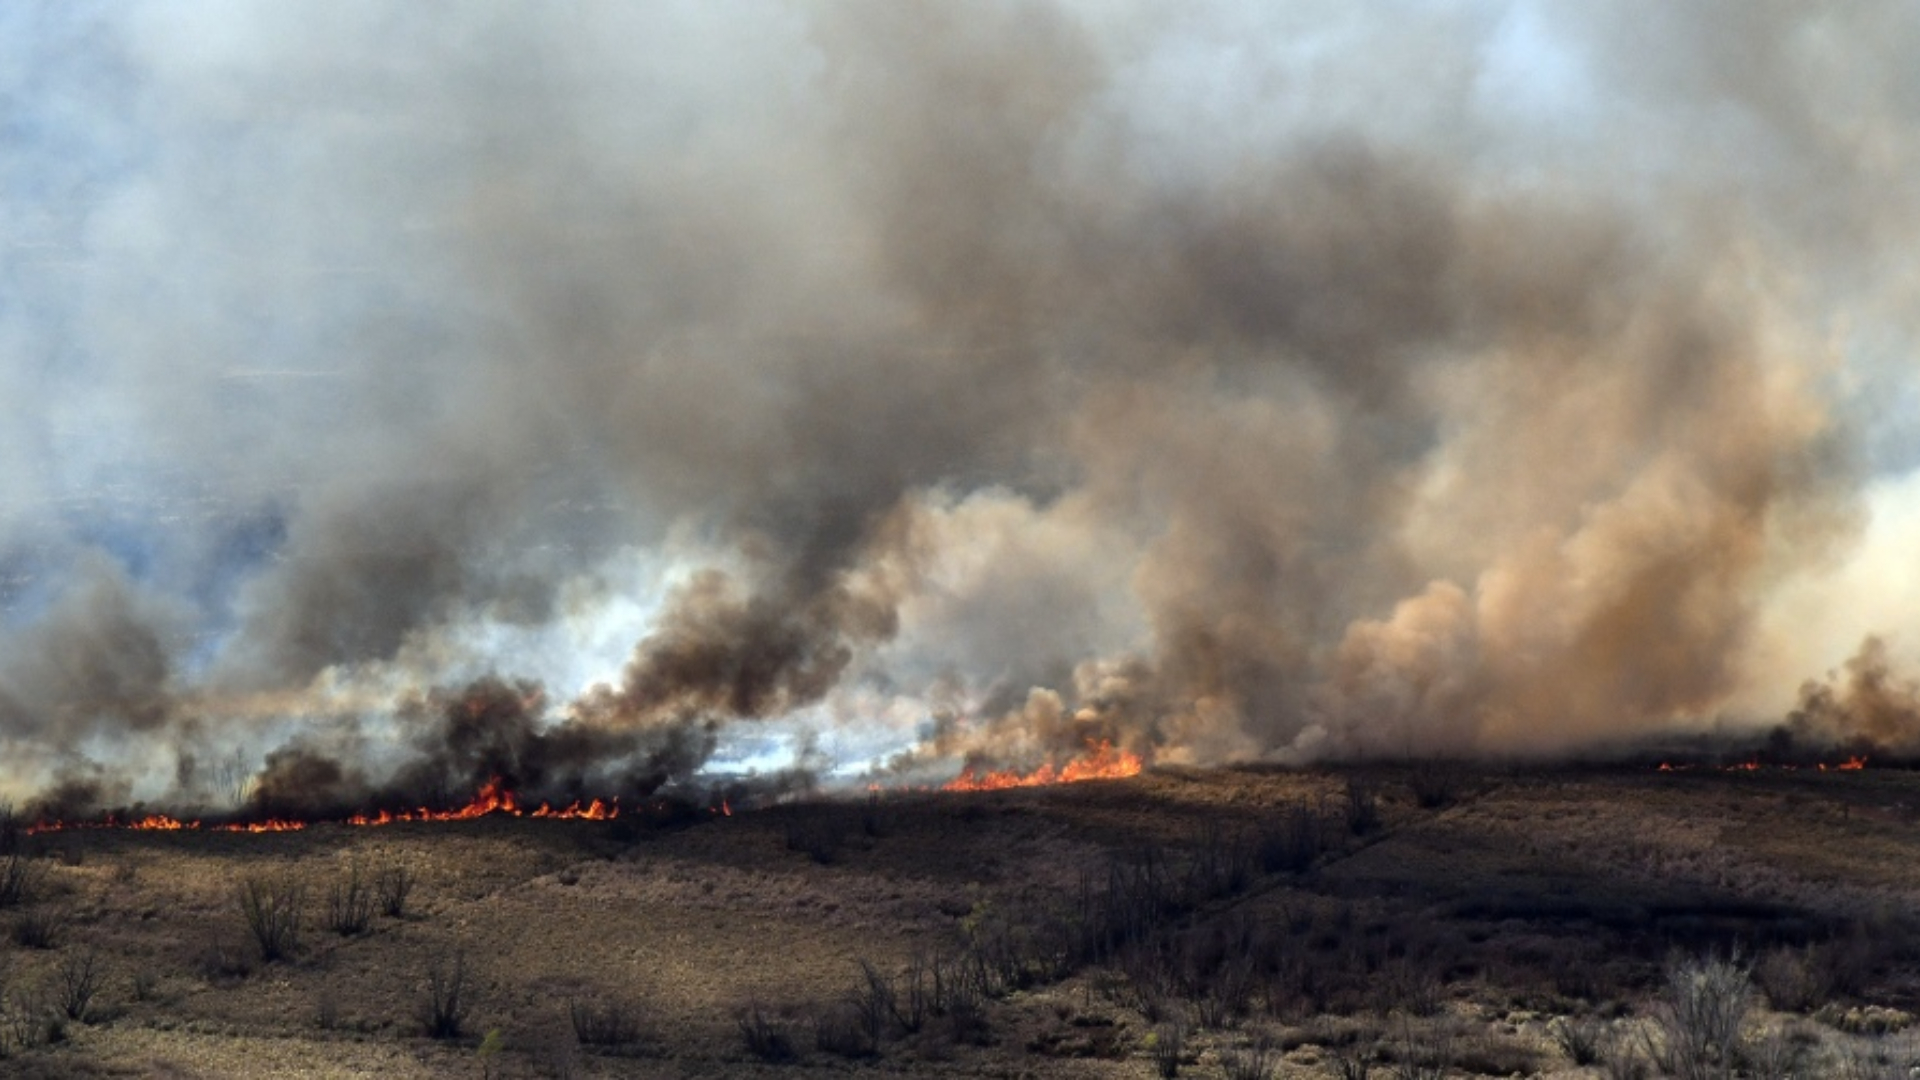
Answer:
[{"left": 4, "top": 764, "right": 1920, "bottom": 1077}]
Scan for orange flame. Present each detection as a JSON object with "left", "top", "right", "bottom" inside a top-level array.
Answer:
[
  {"left": 1657, "top": 755, "right": 1870, "bottom": 775},
  {"left": 27, "top": 777, "right": 626, "bottom": 834},
  {"left": 214, "top": 818, "right": 307, "bottom": 833},
  {"left": 347, "top": 778, "right": 619, "bottom": 825},
  {"left": 943, "top": 740, "right": 1144, "bottom": 792}
]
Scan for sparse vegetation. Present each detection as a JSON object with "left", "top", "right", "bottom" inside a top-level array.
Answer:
[
  {"left": 325, "top": 862, "right": 374, "bottom": 935},
  {"left": 239, "top": 874, "right": 305, "bottom": 962},
  {"left": 0, "top": 851, "right": 39, "bottom": 910},
  {"left": 567, "top": 994, "right": 642, "bottom": 1048},
  {"left": 737, "top": 1000, "right": 797, "bottom": 1062},
  {"left": 375, "top": 862, "right": 415, "bottom": 919},
  {"left": 56, "top": 950, "right": 103, "bottom": 1023},
  {"left": 1150, "top": 1018, "right": 1186, "bottom": 1078},
  {"left": 1642, "top": 951, "right": 1753, "bottom": 1080},
  {"left": 421, "top": 951, "right": 469, "bottom": 1040},
  {"left": 1220, "top": 1033, "right": 1278, "bottom": 1079},
  {"left": 12, "top": 907, "right": 60, "bottom": 949},
  {"left": 0, "top": 765, "right": 1913, "bottom": 1076},
  {"left": 1551, "top": 1013, "right": 1607, "bottom": 1065}
]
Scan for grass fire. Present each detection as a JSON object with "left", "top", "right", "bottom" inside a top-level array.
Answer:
[{"left": 8, "top": 1, "right": 1920, "bottom": 1076}]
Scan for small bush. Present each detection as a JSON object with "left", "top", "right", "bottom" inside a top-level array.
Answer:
[
  {"left": 421, "top": 951, "right": 468, "bottom": 1040},
  {"left": 1643, "top": 951, "right": 1752, "bottom": 1080},
  {"left": 851, "top": 959, "right": 894, "bottom": 1048},
  {"left": 1550, "top": 1014, "right": 1606, "bottom": 1065},
  {"left": 194, "top": 934, "right": 256, "bottom": 982},
  {"left": 1150, "top": 1019, "right": 1186, "bottom": 1078},
  {"left": 1738, "top": 1021, "right": 1811, "bottom": 1080},
  {"left": 944, "top": 983, "right": 992, "bottom": 1046},
  {"left": 129, "top": 966, "right": 161, "bottom": 1004},
  {"left": 13, "top": 908, "right": 60, "bottom": 950},
  {"left": 325, "top": 864, "right": 374, "bottom": 936},
  {"left": 238, "top": 874, "right": 304, "bottom": 962},
  {"left": 568, "top": 995, "right": 642, "bottom": 1048},
  {"left": 56, "top": 950, "right": 103, "bottom": 1023},
  {"left": 1325, "top": 1038, "right": 1376, "bottom": 1080},
  {"left": 1221, "top": 1034, "right": 1278, "bottom": 1080},
  {"left": 5, "top": 986, "right": 64, "bottom": 1053},
  {"left": 813, "top": 1000, "right": 876, "bottom": 1059},
  {"left": 1598, "top": 1025, "right": 1649, "bottom": 1080},
  {"left": 737, "top": 1000, "right": 797, "bottom": 1062},
  {"left": 0, "top": 852, "right": 40, "bottom": 909},
  {"left": 375, "top": 863, "right": 415, "bottom": 919},
  {"left": 1383, "top": 1016, "right": 1454, "bottom": 1080},
  {"left": 892, "top": 952, "right": 931, "bottom": 1033}
]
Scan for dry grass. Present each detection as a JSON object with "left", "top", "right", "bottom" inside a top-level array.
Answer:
[{"left": 0, "top": 765, "right": 1917, "bottom": 1075}]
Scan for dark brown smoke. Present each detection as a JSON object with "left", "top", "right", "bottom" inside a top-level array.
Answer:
[
  {"left": 2, "top": 3, "right": 1918, "bottom": 808},
  {"left": 1787, "top": 636, "right": 1920, "bottom": 756}
]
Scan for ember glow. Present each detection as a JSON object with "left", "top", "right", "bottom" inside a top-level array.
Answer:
[
  {"left": 943, "top": 741, "right": 1145, "bottom": 792},
  {"left": 1657, "top": 755, "right": 1870, "bottom": 774}
]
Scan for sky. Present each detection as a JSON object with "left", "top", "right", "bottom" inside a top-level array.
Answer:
[{"left": 3, "top": 1, "right": 1920, "bottom": 808}]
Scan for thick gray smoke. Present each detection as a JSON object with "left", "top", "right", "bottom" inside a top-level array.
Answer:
[{"left": 4, "top": 1, "right": 1920, "bottom": 809}]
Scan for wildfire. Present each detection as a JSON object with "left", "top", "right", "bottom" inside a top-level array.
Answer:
[
  {"left": 943, "top": 740, "right": 1145, "bottom": 792},
  {"left": 25, "top": 776, "right": 624, "bottom": 835},
  {"left": 1657, "top": 755, "right": 1869, "bottom": 774}
]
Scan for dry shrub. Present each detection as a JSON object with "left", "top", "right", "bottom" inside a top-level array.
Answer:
[
  {"left": 12, "top": 908, "right": 60, "bottom": 950},
  {"left": 421, "top": 951, "right": 468, "bottom": 1040},
  {"left": 1406, "top": 763, "right": 1460, "bottom": 810},
  {"left": 568, "top": 994, "right": 643, "bottom": 1048},
  {"left": 736, "top": 999, "right": 797, "bottom": 1063},
  {"left": 813, "top": 1000, "right": 875, "bottom": 1059},
  {"left": 1220, "top": 1033, "right": 1279, "bottom": 1080},
  {"left": 238, "top": 874, "right": 304, "bottom": 962},
  {"left": 375, "top": 863, "right": 415, "bottom": 919},
  {"left": 325, "top": 863, "right": 374, "bottom": 936},
  {"left": 56, "top": 951, "right": 103, "bottom": 1023},
  {"left": 193, "top": 932, "right": 256, "bottom": 982},
  {"left": 1550, "top": 1014, "right": 1606, "bottom": 1065},
  {"left": 1150, "top": 1018, "right": 1186, "bottom": 1078},
  {"left": 0, "top": 851, "right": 41, "bottom": 910},
  {"left": 1642, "top": 951, "right": 1752, "bottom": 1080}
]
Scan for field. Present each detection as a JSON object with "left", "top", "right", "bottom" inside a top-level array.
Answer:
[{"left": 4, "top": 763, "right": 1920, "bottom": 1078}]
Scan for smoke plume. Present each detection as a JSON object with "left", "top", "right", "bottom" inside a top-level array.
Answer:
[{"left": 4, "top": 1, "right": 1920, "bottom": 808}]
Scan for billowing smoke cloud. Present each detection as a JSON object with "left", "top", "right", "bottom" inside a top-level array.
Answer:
[{"left": 4, "top": 1, "right": 1920, "bottom": 808}]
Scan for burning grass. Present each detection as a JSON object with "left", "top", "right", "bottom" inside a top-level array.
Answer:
[{"left": 4, "top": 763, "right": 1920, "bottom": 1077}]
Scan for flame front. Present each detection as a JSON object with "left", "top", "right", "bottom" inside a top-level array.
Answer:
[
  {"left": 943, "top": 740, "right": 1144, "bottom": 792},
  {"left": 346, "top": 778, "right": 618, "bottom": 826},
  {"left": 26, "top": 776, "right": 626, "bottom": 834},
  {"left": 1657, "top": 755, "right": 1870, "bottom": 774}
]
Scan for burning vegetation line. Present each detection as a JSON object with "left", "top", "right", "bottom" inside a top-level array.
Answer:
[
  {"left": 1655, "top": 755, "right": 1870, "bottom": 774},
  {"left": 23, "top": 776, "right": 624, "bottom": 835},
  {"left": 941, "top": 740, "right": 1145, "bottom": 792}
]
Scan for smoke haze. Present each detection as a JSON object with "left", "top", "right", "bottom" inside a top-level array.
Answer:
[{"left": 4, "top": 1, "right": 1920, "bottom": 809}]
